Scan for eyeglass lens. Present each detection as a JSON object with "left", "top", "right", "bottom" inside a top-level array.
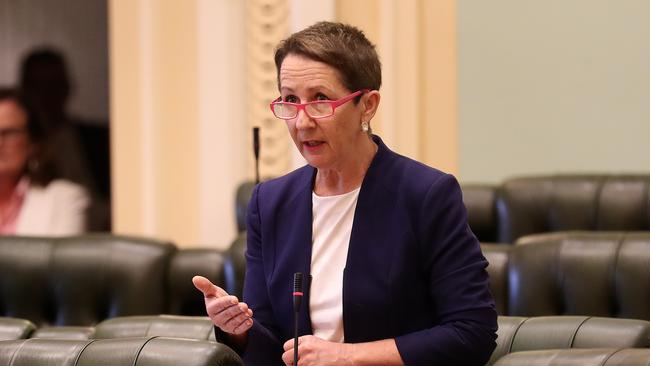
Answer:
[{"left": 273, "top": 102, "right": 333, "bottom": 119}]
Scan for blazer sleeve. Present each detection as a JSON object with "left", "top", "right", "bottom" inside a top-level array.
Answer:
[
  {"left": 213, "top": 183, "right": 285, "bottom": 365},
  {"left": 394, "top": 174, "right": 498, "bottom": 366}
]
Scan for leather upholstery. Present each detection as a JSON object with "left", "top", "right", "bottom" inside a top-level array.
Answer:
[
  {"left": 0, "top": 337, "right": 242, "bottom": 365},
  {"left": 496, "top": 175, "right": 650, "bottom": 243},
  {"left": 225, "top": 232, "right": 247, "bottom": 299},
  {"left": 94, "top": 315, "right": 216, "bottom": 342},
  {"left": 0, "top": 317, "right": 35, "bottom": 340},
  {"left": 509, "top": 232, "right": 650, "bottom": 320},
  {"left": 489, "top": 316, "right": 650, "bottom": 365},
  {"left": 494, "top": 348, "right": 650, "bottom": 366},
  {"left": 31, "top": 326, "right": 94, "bottom": 340},
  {"left": 481, "top": 244, "right": 511, "bottom": 314},
  {"left": 462, "top": 184, "right": 498, "bottom": 242},
  {"left": 235, "top": 181, "right": 255, "bottom": 233},
  {"left": 0, "top": 235, "right": 178, "bottom": 326},
  {"left": 0, "top": 234, "right": 248, "bottom": 326},
  {"left": 168, "top": 249, "right": 228, "bottom": 316}
]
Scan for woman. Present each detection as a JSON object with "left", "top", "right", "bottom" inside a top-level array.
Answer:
[
  {"left": 0, "top": 88, "right": 88, "bottom": 235},
  {"left": 194, "top": 22, "right": 497, "bottom": 365}
]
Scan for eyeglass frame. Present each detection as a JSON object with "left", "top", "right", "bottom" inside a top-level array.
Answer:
[
  {"left": 0, "top": 127, "right": 27, "bottom": 143},
  {"left": 269, "top": 89, "right": 370, "bottom": 120}
]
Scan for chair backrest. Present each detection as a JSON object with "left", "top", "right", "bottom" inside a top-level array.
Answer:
[
  {"left": 489, "top": 316, "right": 650, "bottom": 365},
  {"left": 0, "top": 337, "right": 242, "bottom": 365},
  {"left": 0, "top": 317, "right": 36, "bottom": 341},
  {"left": 509, "top": 232, "right": 650, "bottom": 320},
  {"left": 462, "top": 184, "right": 498, "bottom": 242},
  {"left": 496, "top": 175, "right": 650, "bottom": 243},
  {"left": 93, "top": 315, "right": 216, "bottom": 342},
  {"left": 30, "top": 326, "right": 94, "bottom": 340},
  {"left": 0, "top": 235, "right": 176, "bottom": 326},
  {"left": 235, "top": 181, "right": 256, "bottom": 232},
  {"left": 481, "top": 244, "right": 511, "bottom": 314},
  {"left": 167, "top": 249, "right": 228, "bottom": 316},
  {"left": 494, "top": 348, "right": 650, "bottom": 366}
]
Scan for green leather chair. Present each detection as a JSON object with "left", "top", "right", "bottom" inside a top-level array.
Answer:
[
  {"left": 0, "top": 317, "right": 35, "bottom": 341},
  {"left": 93, "top": 315, "right": 216, "bottom": 342},
  {"left": 494, "top": 348, "right": 650, "bottom": 366},
  {"left": 488, "top": 316, "right": 650, "bottom": 365},
  {"left": 0, "top": 337, "right": 242, "bottom": 365}
]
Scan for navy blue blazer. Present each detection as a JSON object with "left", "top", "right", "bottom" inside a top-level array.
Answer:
[{"left": 231, "top": 136, "right": 497, "bottom": 365}]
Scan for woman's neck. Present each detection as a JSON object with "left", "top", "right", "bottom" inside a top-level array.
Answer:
[{"left": 314, "top": 136, "right": 378, "bottom": 196}]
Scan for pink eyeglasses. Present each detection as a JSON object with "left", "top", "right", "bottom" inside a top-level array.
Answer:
[{"left": 270, "top": 89, "right": 369, "bottom": 120}]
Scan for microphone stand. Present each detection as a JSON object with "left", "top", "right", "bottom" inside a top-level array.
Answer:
[
  {"left": 253, "top": 127, "right": 260, "bottom": 185},
  {"left": 293, "top": 272, "right": 303, "bottom": 366}
]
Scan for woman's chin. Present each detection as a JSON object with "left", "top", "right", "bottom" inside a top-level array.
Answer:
[{"left": 303, "top": 155, "right": 332, "bottom": 170}]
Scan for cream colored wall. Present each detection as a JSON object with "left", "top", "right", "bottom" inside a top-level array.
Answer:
[
  {"left": 458, "top": 0, "right": 650, "bottom": 183},
  {"left": 110, "top": 0, "right": 248, "bottom": 248},
  {"left": 336, "top": 0, "right": 458, "bottom": 174},
  {"left": 110, "top": 0, "right": 457, "bottom": 247}
]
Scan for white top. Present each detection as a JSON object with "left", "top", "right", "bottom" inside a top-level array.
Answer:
[
  {"left": 16, "top": 179, "right": 90, "bottom": 236},
  {"left": 310, "top": 187, "right": 360, "bottom": 342}
]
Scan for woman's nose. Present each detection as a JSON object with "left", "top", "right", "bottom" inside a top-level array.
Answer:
[{"left": 294, "top": 109, "right": 316, "bottom": 130}]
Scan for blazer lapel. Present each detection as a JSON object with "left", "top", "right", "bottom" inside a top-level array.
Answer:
[
  {"left": 343, "top": 136, "right": 399, "bottom": 341},
  {"left": 280, "top": 167, "right": 316, "bottom": 336}
]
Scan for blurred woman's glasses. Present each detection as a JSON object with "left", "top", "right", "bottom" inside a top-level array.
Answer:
[
  {"left": 0, "top": 127, "right": 26, "bottom": 144},
  {"left": 270, "top": 89, "right": 369, "bottom": 120}
]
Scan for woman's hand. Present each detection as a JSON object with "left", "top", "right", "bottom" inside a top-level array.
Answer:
[
  {"left": 192, "top": 275, "right": 253, "bottom": 335},
  {"left": 282, "top": 335, "right": 353, "bottom": 366}
]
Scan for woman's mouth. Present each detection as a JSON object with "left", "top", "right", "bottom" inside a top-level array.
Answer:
[{"left": 302, "top": 140, "right": 325, "bottom": 151}]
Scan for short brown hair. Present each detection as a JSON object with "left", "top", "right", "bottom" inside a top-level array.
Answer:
[{"left": 274, "top": 21, "right": 381, "bottom": 93}]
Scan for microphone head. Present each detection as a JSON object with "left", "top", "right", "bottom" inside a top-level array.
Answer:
[
  {"left": 293, "top": 272, "right": 303, "bottom": 292},
  {"left": 253, "top": 127, "right": 260, "bottom": 158}
]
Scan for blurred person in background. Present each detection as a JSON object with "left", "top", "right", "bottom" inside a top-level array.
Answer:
[
  {"left": 0, "top": 88, "right": 89, "bottom": 235},
  {"left": 20, "top": 47, "right": 110, "bottom": 230}
]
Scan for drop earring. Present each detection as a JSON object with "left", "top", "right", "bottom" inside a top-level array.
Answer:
[{"left": 361, "top": 121, "right": 369, "bottom": 132}]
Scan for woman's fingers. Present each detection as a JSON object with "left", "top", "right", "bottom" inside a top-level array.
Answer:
[{"left": 205, "top": 295, "right": 253, "bottom": 332}]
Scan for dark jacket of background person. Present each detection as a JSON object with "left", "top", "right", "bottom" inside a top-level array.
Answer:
[{"left": 20, "top": 48, "right": 110, "bottom": 231}]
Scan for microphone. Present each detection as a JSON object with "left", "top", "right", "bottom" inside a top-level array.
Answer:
[
  {"left": 293, "top": 272, "right": 303, "bottom": 365},
  {"left": 253, "top": 127, "right": 260, "bottom": 185}
]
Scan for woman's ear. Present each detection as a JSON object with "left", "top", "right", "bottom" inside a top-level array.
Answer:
[{"left": 361, "top": 91, "right": 380, "bottom": 123}]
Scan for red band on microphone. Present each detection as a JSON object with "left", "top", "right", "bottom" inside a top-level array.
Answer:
[{"left": 293, "top": 291, "right": 303, "bottom": 296}]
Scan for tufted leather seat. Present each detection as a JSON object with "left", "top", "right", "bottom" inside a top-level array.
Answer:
[
  {"left": 494, "top": 348, "right": 650, "bottom": 366},
  {"left": 0, "top": 234, "right": 246, "bottom": 327},
  {"left": 0, "top": 317, "right": 35, "bottom": 341},
  {"left": 93, "top": 315, "right": 216, "bottom": 341},
  {"left": 481, "top": 232, "right": 650, "bottom": 319},
  {"left": 0, "top": 235, "right": 176, "bottom": 326},
  {"left": 31, "top": 326, "right": 95, "bottom": 340},
  {"left": 496, "top": 175, "right": 650, "bottom": 243},
  {"left": 488, "top": 316, "right": 650, "bottom": 365},
  {"left": 0, "top": 336, "right": 242, "bottom": 365},
  {"left": 509, "top": 232, "right": 650, "bottom": 320}
]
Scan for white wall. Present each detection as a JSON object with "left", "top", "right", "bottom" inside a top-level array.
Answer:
[{"left": 458, "top": 0, "right": 650, "bottom": 183}]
